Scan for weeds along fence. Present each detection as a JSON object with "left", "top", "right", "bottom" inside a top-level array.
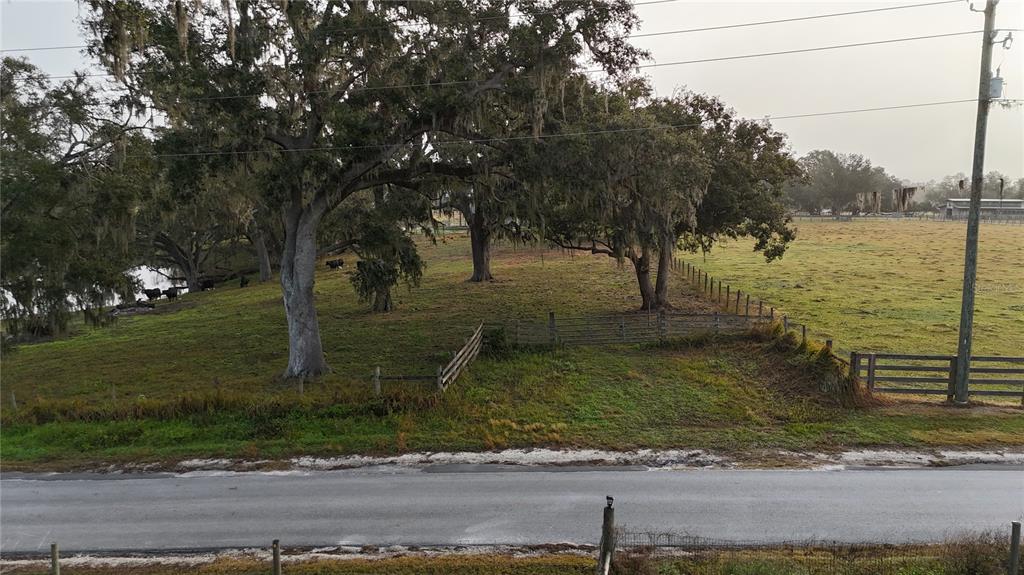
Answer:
[
  {"left": 851, "top": 353, "right": 1024, "bottom": 402},
  {"left": 494, "top": 310, "right": 761, "bottom": 347},
  {"left": 372, "top": 322, "right": 484, "bottom": 393}
]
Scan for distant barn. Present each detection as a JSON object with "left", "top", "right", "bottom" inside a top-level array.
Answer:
[{"left": 945, "top": 198, "right": 1024, "bottom": 220}]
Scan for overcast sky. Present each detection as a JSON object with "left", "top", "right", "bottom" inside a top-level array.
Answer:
[{"left": 2, "top": 0, "right": 1022, "bottom": 182}]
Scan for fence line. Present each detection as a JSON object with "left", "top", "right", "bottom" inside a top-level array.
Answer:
[
  {"left": 790, "top": 213, "right": 1024, "bottom": 225},
  {"left": 850, "top": 352, "right": 1024, "bottom": 400},
  {"left": 675, "top": 257, "right": 834, "bottom": 357},
  {"left": 373, "top": 322, "right": 484, "bottom": 393},
  {"left": 498, "top": 310, "right": 761, "bottom": 348}
]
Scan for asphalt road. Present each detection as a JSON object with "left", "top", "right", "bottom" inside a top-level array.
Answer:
[{"left": 2, "top": 466, "right": 1022, "bottom": 553}]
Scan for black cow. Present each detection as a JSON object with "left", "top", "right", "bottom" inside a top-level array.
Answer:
[
  {"left": 239, "top": 275, "right": 250, "bottom": 288},
  {"left": 326, "top": 259, "right": 345, "bottom": 269},
  {"left": 143, "top": 288, "right": 163, "bottom": 300},
  {"left": 163, "top": 287, "right": 179, "bottom": 299},
  {"left": 199, "top": 279, "right": 216, "bottom": 291}
]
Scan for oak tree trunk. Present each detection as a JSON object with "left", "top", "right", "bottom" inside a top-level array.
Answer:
[
  {"left": 467, "top": 211, "right": 493, "bottom": 282},
  {"left": 654, "top": 234, "right": 674, "bottom": 308},
  {"left": 631, "top": 248, "right": 657, "bottom": 312},
  {"left": 253, "top": 228, "right": 273, "bottom": 282},
  {"left": 279, "top": 201, "right": 329, "bottom": 379}
]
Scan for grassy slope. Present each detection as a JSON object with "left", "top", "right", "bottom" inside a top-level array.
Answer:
[
  {"left": 1, "top": 231, "right": 1022, "bottom": 468},
  {"left": 682, "top": 220, "right": 1024, "bottom": 358}
]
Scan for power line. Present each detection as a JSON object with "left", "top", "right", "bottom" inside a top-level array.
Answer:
[
  {"left": 5, "top": 29, "right": 985, "bottom": 92},
  {"left": 629, "top": 0, "right": 964, "bottom": 38},
  {"left": 130, "top": 98, "right": 997, "bottom": 159},
  {"left": 634, "top": 30, "right": 983, "bottom": 69},
  {"left": 0, "top": 0, "right": 965, "bottom": 53}
]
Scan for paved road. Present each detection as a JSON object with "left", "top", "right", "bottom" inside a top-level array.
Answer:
[{"left": 2, "top": 466, "right": 1022, "bottom": 553}]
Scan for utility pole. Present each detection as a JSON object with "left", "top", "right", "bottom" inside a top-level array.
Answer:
[{"left": 953, "top": 0, "right": 999, "bottom": 404}]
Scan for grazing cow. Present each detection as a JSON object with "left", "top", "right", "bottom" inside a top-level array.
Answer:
[
  {"left": 199, "top": 279, "right": 216, "bottom": 291},
  {"left": 326, "top": 259, "right": 345, "bottom": 269},
  {"left": 239, "top": 275, "right": 250, "bottom": 288},
  {"left": 163, "top": 287, "right": 179, "bottom": 299},
  {"left": 143, "top": 288, "right": 163, "bottom": 300}
]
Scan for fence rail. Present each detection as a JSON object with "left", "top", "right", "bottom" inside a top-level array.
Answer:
[
  {"left": 500, "top": 311, "right": 761, "bottom": 347},
  {"left": 373, "top": 322, "right": 484, "bottom": 393},
  {"left": 851, "top": 352, "right": 1024, "bottom": 400}
]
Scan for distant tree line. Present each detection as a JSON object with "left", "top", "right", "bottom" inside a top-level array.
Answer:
[{"left": 783, "top": 149, "right": 1022, "bottom": 215}]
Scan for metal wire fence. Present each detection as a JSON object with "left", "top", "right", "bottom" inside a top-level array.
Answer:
[{"left": 613, "top": 528, "right": 1022, "bottom": 575}]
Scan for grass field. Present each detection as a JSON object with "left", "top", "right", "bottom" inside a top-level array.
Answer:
[
  {"left": 1, "top": 232, "right": 1022, "bottom": 469},
  {"left": 682, "top": 220, "right": 1024, "bottom": 358}
]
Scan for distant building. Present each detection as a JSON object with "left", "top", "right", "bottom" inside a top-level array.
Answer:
[{"left": 945, "top": 198, "right": 1024, "bottom": 219}]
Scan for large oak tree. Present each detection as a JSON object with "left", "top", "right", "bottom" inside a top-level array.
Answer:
[{"left": 86, "top": 0, "right": 641, "bottom": 378}]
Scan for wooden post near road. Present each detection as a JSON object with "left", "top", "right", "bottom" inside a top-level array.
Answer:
[
  {"left": 801, "top": 324, "right": 807, "bottom": 347},
  {"left": 373, "top": 366, "right": 381, "bottom": 396},
  {"left": 758, "top": 301, "right": 763, "bottom": 318},
  {"left": 436, "top": 365, "right": 444, "bottom": 392},
  {"left": 744, "top": 294, "right": 750, "bottom": 317},
  {"left": 1009, "top": 521, "right": 1021, "bottom": 575},
  {"left": 783, "top": 315, "right": 788, "bottom": 333},
  {"left": 726, "top": 285, "right": 730, "bottom": 307},
  {"left": 717, "top": 280, "right": 722, "bottom": 303},
  {"left": 50, "top": 543, "right": 59, "bottom": 575},
  {"left": 10, "top": 391, "right": 16, "bottom": 412},
  {"left": 272, "top": 540, "right": 281, "bottom": 575},
  {"left": 597, "top": 497, "right": 616, "bottom": 575},
  {"left": 735, "top": 291, "right": 741, "bottom": 314}
]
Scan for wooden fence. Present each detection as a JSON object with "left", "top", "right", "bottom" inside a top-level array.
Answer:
[
  {"left": 501, "top": 311, "right": 761, "bottom": 347},
  {"left": 676, "top": 258, "right": 832, "bottom": 353},
  {"left": 373, "top": 323, "right": 484, "bottom": 393},
  {"left": 851, "top": 352, "right": 1024, "bottom": 400}
]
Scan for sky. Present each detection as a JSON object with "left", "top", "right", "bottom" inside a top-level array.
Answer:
[{"left": 2, "top": 0, "right": 1022, "bottom": 182}]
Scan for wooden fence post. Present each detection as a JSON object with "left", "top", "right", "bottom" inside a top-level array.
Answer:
[
  {"left": 783, "top": 315, "right": 788, "bottom": 333},
  {"left": 744, "top": 294, "right": 750, "bottom": 317},
  {"left": 50, "top": 543, "right": 59, "bottom": 575},
  {"left": 947, "top": 356, "right": 958, "bottom": 402},
  {"left": 801, "top": 324, "right": 807, "bottom": 347},
  {"left": 1009, "top": 520, "right": 1021, "bottom": 575},
  {"left": 850, "top": 352, "right": 860, "bottom": 381},
  {"left": 597, "top": 497, "right": 616, "bottom": 575},
  {"left": 770, "top": 307, "right": 775, "bottom": 320},
  {"left": 272, "top": 539, "right": 281, "bottom": 575},
  {"left": 867, "top": 353, "right": 877, "bottom": 391},
  {"left": 373, "top": 366, "right": 381, "bottom": 396},
  {"left": 548, "top": 311, "right": 557, "bottom": 346},
  {"left": 726, "top": 285, "right": 730, "bottom": 307},
  {"left": 714, "top": 311, "right": 720, "bottom": 333},
  {"left": 758, "top": 301, "right": 763, "bottom": 318},
  {"left": 704, "top": 273, "right": 709, "bottom": 294},
  {"left": 10, "top": 391, "right": 16, "bottom": 412},
  {"left": 436, "top": 365, "right": 444, "bottom": 392},
  {"left": 825, "top": 339, "right": 832, "bottom": 351},
  {"left": 735, "top": 291, "right": 741, "bottom": 314},
  {"left": 717, "top": 280, "right": 722, "bottom": 303}
]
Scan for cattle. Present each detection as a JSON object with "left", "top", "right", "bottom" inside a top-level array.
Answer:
[
  {"left": 239, "top": 275, "right": 250, "bottom": 288},
  {"left": 326, "top": 259, "right": 345, "bottom": 269},
  {"left": 142, "top": 288, "right": 163, "bottom": 300},
  {"left": 199, "top": 279, "right": 216, "bottom": 291},
  {"left": 163, "top": 287, "right": 179, "bottom": 299}
]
